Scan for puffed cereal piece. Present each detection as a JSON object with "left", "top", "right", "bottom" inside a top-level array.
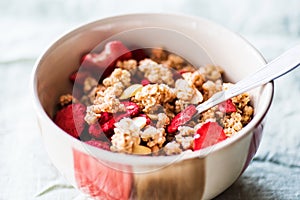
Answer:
[
  {"left": 84, "top": 85, "right": 126, "bottom": 124},
  {"left": 87, "top": 85, "right": 106, "bottom": 104},
  {"left": 116, "top": 59, "right": 137, "bottom": 75},
  {"left": 175, "top": 79, "right": 195, "bottom": 101},
  {"left": 199, "top": 107, "right": 218, "bottom": 123},
  {"left": 178, "top": 126, "right": 196, "bottom": 136},
  {"left": 111, "top": 118, "right": 141, "bottom": 153},
  {"left": 202, "top": 80, "right": 223, "bottom": 99},
  {"left": 199, "top": 65, "right": 223, "bottom": 81},
  {"left": 182, "top": 71, "right": 205, "bottom": 89},
  {"left": 158, "top": 84, "right": 176, "bottom": 103},
  {"left": 156, "top": 113, "right": 170, "bottom": 128},
  {"left": 242, "top": 105, "right": 254, "bottom": 124},
  {"left": 222, "top": 112, "right": 243, "bottom": 136},
  {"left": 232, "top": 93, "right": 251, "bottom": 109},
  {"left": 163, "top": 54, "right": 185, "bottom": 70},
  {"left": 164, "top": 141, "right": 182, "bottom": 155},
  {"left": 103, "top": 68, "right": 131, "bottom": 87},
  {"left": 133, "top": 84, "right": 176, "bottom": 113},
  {"left": 83, "top": 77, "right": 98, "bottom": 94},
  {"left": 140, "top": 126, "right": 166, "bottom": 148},
  {"left": 174, "top": 99, "right": 187, "bottom": 114},
  {"left": 175, "top": 126, "right": 195, "bottom": 150},
  {"left": 138, "top": 59, "right": 174, "bottom": 86},
  {"left": 84, "top": 105, "right": 101, "bottom": 125},
  {"left": 59, "top": 94, "right": 76, "bottom": 107},
  {"left": 93, "top": 87, "right": 125, "bottom": 113},
  {"left": 150, "top": 48, "right": 168, "bottom": 62}
]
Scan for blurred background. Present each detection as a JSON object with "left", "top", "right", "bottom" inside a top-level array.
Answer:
[{"left": 0, "top": 0, "right": 300, "bottom": 199}]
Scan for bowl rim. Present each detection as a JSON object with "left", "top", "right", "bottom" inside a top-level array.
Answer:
[{"left": 31, "top": 12, "right": 274, "bottom": 166}]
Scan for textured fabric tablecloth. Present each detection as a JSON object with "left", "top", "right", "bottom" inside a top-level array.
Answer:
[{"left": 1, "top": 0, "right": 300, "bottom": 199}]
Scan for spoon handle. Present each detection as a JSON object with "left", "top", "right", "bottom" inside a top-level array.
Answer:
[{"left": 196, "top": 44, "right": 300, "bottom": 114}]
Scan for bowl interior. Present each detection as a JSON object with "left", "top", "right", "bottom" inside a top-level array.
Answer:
[{"left": 33, "top": 13, "right": 273, "bottom": 165}]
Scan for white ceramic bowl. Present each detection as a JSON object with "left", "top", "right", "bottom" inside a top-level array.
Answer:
[{"left": 31, "top": 13, "right": 273, "bottom": 200}]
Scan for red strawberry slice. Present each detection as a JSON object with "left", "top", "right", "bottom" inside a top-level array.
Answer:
[
  {"left": 98, "top": 102, "right": 140, "bottom": 137},
  {"left": 193, "top": 121, "right": 227, "bottom": 150},
  {"left": 218, "top": 99, "right": 237, "bottom": 113},
  {"left": 99, "top": 112, "right": 113, "bottom": 125},
  {"left": 54, "top": 103, "right": 86, "bottom": 138},
  {"left": 121, "top": 101, "right": 140, "bottom": 117},
  {"left": 167, "top": 105, "right": 197, "bottom": 134},
  {"left": 81, "top": 41, "right": 132, "bottom": 80},
  {"left": 85, "top": 140, "right": 110, "bottom": 151},
  {"left": 100, "top": 117, "right": 116, "bottom": 137}
]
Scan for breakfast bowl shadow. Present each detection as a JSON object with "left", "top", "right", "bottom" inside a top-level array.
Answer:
[{"left": 31, "top": 13, "right": 273, "bottom": 200}]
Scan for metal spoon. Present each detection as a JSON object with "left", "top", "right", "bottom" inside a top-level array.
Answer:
[{"left": 196, "top": 45, "right": 300, "bottom": 114}]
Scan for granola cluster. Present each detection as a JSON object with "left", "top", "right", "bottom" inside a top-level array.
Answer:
[
  {"left": 139, "top": 59, "right": 174, "bottom": 86},
  {"left": 132, "top": 84, "right": 176, "bottom": 113},
  {"left": 54, "top": 41, "right": 254, "bottom": 156}
]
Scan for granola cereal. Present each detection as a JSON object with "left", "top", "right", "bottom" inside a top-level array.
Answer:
[
  {"left": 116, "top": 59, "right": 137, "bottom": 75},
  {"left": 150, "top": 48, "right": 168, "bottom": 63},
  {"left": 163, "top": 54, "right": 185, "bottom": 70},
  {"left": 103, "top": 68, "right": 131, "bottom": 88},
  {"left": 110, "top": 118, "right": 141, "bottom": 153},
  {"left": 140, "top": 126, "right": 166, "bottom": 148},
  {"left": 164, "top": 141, "right": 182, "bottom": 155},
  {"left": 54, "top": 40, "right": 255, "bottom": 156},
  {"left": 175, "top": 79, "right": 195, "bottom": 101},
  {"left": 83, "top": 77, "right": 98, "bottom": 94},
  {"left": 202, "top": 79, "right": 223, "bottom": 100},
  {"left": 199, "top": 65, "right": 223, "bottom": 81},
  {"left": 222, "top": 112, "right": 243, "bottom": 136},
  {"left": 156, "top": 113, "right": 170, "bottom": 128},
  {"left": 181, "top": 71, "right": 205, "bottom": 89},
  {"left": 175, "top": 126, "right": 195, "bottom": 150},
  {"left": 139, "top": 59, "right": 174, "bottom": 86},
  {"left": 133, "top": 83, "right": 176, "bottom": 113},
  {"left": 59, "top": 94, "right": 76, "bottom": 107}
]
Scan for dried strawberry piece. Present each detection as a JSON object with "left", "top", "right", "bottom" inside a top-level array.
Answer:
[
  {"left": 100, "top": 117, "right": 116, "bottom": 136},
  {"left": 81, "top": 41, "right": 132, "bottom": 80},
  {"left": 193, "top": 121, "right": 227, "bottom": 150},
  {"left": 131, "top": 48, "right": 147, "bottom": 62},
  {"left": 121, "top": 101, "right": 140, "bottom": 117},
  {"left": 69, "top": 71, "right": 90, "bottom": 85},
  {"left": 99, "top": 112, "right": 113, "bottom": 125},
  {"left": 97, "top": 102, "right": 140, "bottom": 137},
  {"left": 167, "top": 105, "right": 197, "bottom": 134},
  {"left": 141, "top": 79, "right": 151, "bottom": 86},
  {"left": 85, "top": 140, "right": 110, "bottom": 151},
  {"left": 218, "top": 99, "right": 237, "bottom": 113},
  {"left": 54, "top": 103, "right": 86, "bottom": 138},
  {"left": 88, "top": 123, "right": 105, "bottom": 139},
  {"left": 100, "top": 113, "right": 129, "bottom": 135}
]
